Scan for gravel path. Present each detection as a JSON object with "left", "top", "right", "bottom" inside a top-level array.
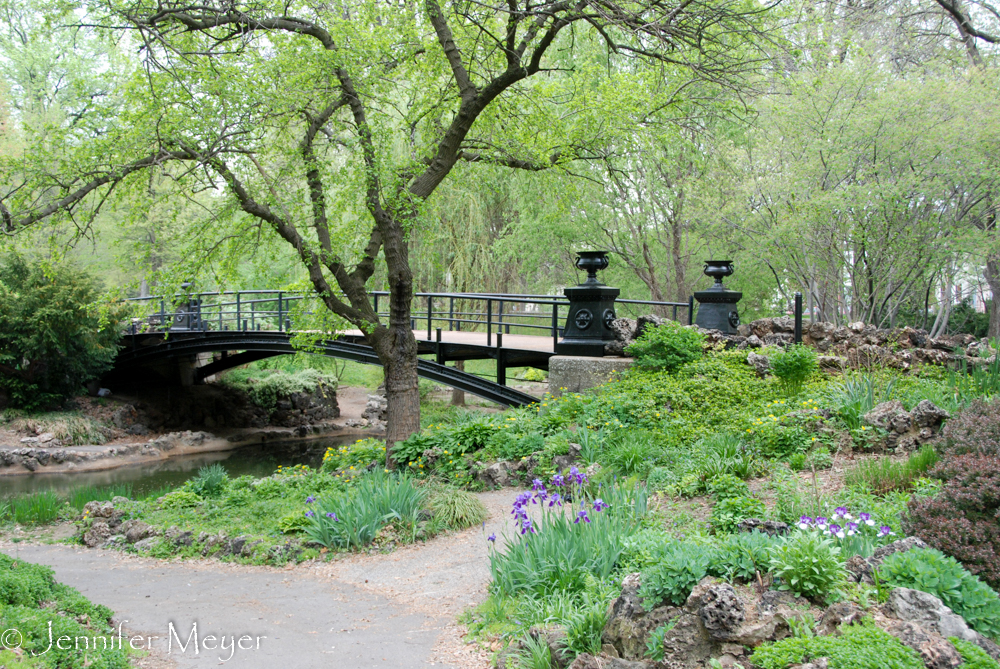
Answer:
[{"left": 0, "top": 489, "right": 526, "bottom": 669}]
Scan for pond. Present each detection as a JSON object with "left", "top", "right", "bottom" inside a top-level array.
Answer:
[{"left": 0, "top": 434, "right": 362, "bottom": 498}]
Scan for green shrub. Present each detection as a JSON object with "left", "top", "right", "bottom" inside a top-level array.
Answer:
[
  {"left": 709, "top": 531, "right": 779, "bottom": 582},
  {"left": 189, "top": 463, "right": 229, "bottom": 497},
  {"left": 749, "top": 619, "right": 924, "bottom": 669},
  {"left": 625, "top": 321, "right": 704, "bottom": 373},
  {"left": 832, "top": 373, "right": 898, "bottom": 431},
  {"left": 789, "top": 446, "right": 833, "bottom": 472},
  {"left": 845, "top": 445, "right": 939, "bottom": 495},
  {"left": 564, "top": 597, "right": 608, "bottom": 658},
  {"left": 711, "top": 496, "right": 766, "bottom": 534},
  {"left": 0, "top": 255, "right": 125, "bottom": 410},
  {"left": 770, "top": 345, "right": 818, "bottom": 395},
  {"left": 157, "top": 490, "right": 202, "bottom": 509},
  {"left": 322, "top": 438, "right": 387, "bottom": 472},
  {"left": 877, "top": 548, "right": 1000, "bottom": 640},
  {"left": 512, "top": 633, "right": 553, "bottom": 669},
  {"left": 707, "top": 473, "right": 750, "bottom": 500},
  {"left": 950, "top": 637, "right": 1000, "bottom": 669},
  {"left": 429, "top": 488, "right": 489, "bottom": 529},
  {"left": 769, "top": 531, "right": 846, "bottom": 602},
  {"left": 220, "top": 368, "right": 335, "bottom": 416},
  {"left": 638, "top": 543, "right": 713, "bottom": 609},
  {"left": 748, "top": 418, "right": 811, "bottom": 459},
  {"left": 603, "top": 430, "right": 661, "bottom": 477}
]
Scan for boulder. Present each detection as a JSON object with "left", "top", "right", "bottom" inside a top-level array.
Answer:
[
  {"left": 846, "top": 537, "right": 928, "bottom": 584},
  {"left": 602, "top": 573, "right": 681, "bottom": 661},
  {"left": 747, "top": 352, "right": 770, "bottom": 377},
  {"left": 736, "top": 519, "right": 789, "bottom": 537},
  {"left": 911, "top": 400, "right": 950, "bottom": 428},
  {"left": 815, "top": 601, "right": 864, "bottom": 636},
  {"left": 83, "top": 520, "right": 112, "bottom": 548},
  {"left": 886, "top": 588, "right": 987, "bottom": 652},
  {"left": 132, "top": 537, "right": 161, "bottom": 552},
  {"left": 120, "top": 519, "right": 155, "bottom": 544},
  {"left": 864, "top": 401, "right": 908, "bottom": 430},
  {"left": 697, "top": 583, "right": 746, "bottom": 640},
  {"left": 635, "top": 314, "right": 665, "bottom": 340},
  {"left": 477, "top": 461, "right": 516, "bottom": 488},
  {"left": 882, "top": 620, "right": 963, "bottom": 669}
]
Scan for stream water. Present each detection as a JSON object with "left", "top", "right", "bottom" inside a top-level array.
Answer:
[{"left": 0, "top": 434, "right": 361, "bottom": 498}]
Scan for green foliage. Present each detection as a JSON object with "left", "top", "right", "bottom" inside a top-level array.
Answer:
[
  {"left": 707, "top": 473, "right": 751, "bottom": 500},
  {"left": 947, "top": 345, "right": 1000, "bottom": 404},
  {"left": 789, "top": 446, "right": 833, "bottom": 472},
  {"left": 644, "top": 621, "right": 675, "bottom": 661},
  {"left": 0, "top": 491, "right": 63, "bottom": 525},
  {"left": 749, "top": 619, "right": 924, "bottom": 669},
  {"left": 603, "top": 430, "right": 661, "bottom": 477},
  {"left": 845, "top": 445, "right": 939, "bottom": 495},
  {"left": 157, "top": 489, "right": 202, "bottom": 509},
  {"left": 67, "top": 483, "right": 133, "bottom": 509},
  {"left": 189, "top": 463, "right": 229, "bottom": 497},
  {"left": 429, "top": 488, "right": 489, "bottom": 529},
  {"left": 711, "top": 496, "right": 766, "bottom": 534},
  {"left": 625, "top": 321, "right": 704, "bottom": 373},
  {"left": 0, "top": 255, "right": 124, "bottom": 410},
  {"left": 768, "top": 531, "right": 846, "bottom": 602},
  {"left": 220, "top": 368, "right": 335, "bottom": 416},
  {"left": 709, "top": 531, "right": 780, "bottom": 582},
  {"left": 638, "top": 543, "right": 713, "bottom": 609},
  {"left": 950, "top": 637, "right": 1000, "bottom": 669},
  {"left": 769, "top": 345, "right": 818, "bottom": 395},
  {"left": 304, "top": 471, "right": 427, "bottom": 549},
  {"left": 831, "top": 373, "right": 898, "bottom": 431},
  {"left": 512, "top": 634, "right": 553, "bottom": 669},
  {"left": 489, "top": 481, "right": 648, "bottom": 598},
  {"left": 3, "top": 412, "right": 113, "bottom": 446},
  {"left": 564, "top": 596, "right": 609, "bottom": 658},
  {"left": 322, "top": 438, "right": 388, "bottom": 472},
  {"left": 877, "top": 548, "right": 1000, "bottom": 640}
]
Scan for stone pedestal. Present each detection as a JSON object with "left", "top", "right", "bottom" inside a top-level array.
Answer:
[{"left": 548, "top": 356, "right": 634, "bottom": 396}]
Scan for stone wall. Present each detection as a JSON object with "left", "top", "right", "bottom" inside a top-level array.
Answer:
[{"left": 608, "top": 314, "right": 992, "bottom": 370}]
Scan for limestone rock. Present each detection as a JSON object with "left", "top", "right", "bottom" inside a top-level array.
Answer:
[
  {"left": 477, "top": 461, "right": 515, "bottom": 488},
  {"left": 736, "top": 519, "right": 789, "bottom": 537},
  {"left": 846, "top": 537, "right": 928, "bottom": 583},
  {"left": 882, "top": 620, "right": 963, "bottom": 669},
  {"left": 816, "top": 601, "right": 864, "bottom": 636},
  {"left": 747, "top": 352, "right": 770, "bottom": 377},
  {"left": 864, "top": 401, "right": 907, "bottom": 430},
  {"left": 698, "top": 583, "right": 746, "bottom": 640},
  {"left": 911, "top": 400, "right": 950, "bottom": 427},
  {"left": 635, "top": 314, "right": 665, "bottom": 340},
  {"left": 132, "top": 537, "right": 161, "bottom": 552},
  {"left": 887, "top": 588, "right": 979, "bottom": 644},
  {"left": 120, "top": 519, "right": 155, "bottom": 544},
  {"left": 361, "top": 393, "right": 388, "bottom": 426},
  {"left": 602, "top": 573, "right": 681, "bottom": 661},
  {"left": 83, "top": 520, "right": 112, "bottom": 548}
]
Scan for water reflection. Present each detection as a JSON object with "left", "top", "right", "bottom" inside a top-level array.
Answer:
[{"left": 0, "top": 434, "right": 363, "bottom": 497}]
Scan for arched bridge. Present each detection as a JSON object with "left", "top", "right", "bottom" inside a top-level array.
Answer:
[{"left": 110, "top": 289, "right": 690, "bottom": 407}]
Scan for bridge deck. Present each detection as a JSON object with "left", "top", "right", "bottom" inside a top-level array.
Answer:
[{"left": 343, "top": 329, "right": 555, "bottom": 353}]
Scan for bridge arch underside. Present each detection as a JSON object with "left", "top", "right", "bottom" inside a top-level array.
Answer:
[{"left": 108, "top": 332, "right": 542, "bottom": 407}]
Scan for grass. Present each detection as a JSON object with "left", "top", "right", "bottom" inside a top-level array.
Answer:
[
  {"left": 844, "top": 444, "right": 940, "bottom": 495},
  {"left": 0, "top": 491, "right": 63, "bottom": 525},
  {"left": 66, "top": 483, "right": 134, "bottom": 509},
  {"left": 0, "top": 411, "right": 112, "bottom": 446},
  {"left": 429, "top": 487, "right": 489, "bottom": 528}
]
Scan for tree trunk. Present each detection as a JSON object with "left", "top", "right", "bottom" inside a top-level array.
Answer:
[
  {"left": 985, "top": 254, "right": 1000, "bottom": 338},
  {"left": 451, "top": 360, "right": 466, "bottom": 406}
]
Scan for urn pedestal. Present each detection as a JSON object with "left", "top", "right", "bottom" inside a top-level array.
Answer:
[
  {"left": 693, "top": 260, "right": 742, "bottom": 334},
  {"left": 556, "top": 251, "right": 620, "bottom": 357}
]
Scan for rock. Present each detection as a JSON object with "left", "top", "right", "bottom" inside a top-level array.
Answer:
[
  {"left": 864, "top": 400, "right": 907, "bottom": 430},
  {"left": 37, "top": 432, "right": 55, "bottom": 443},
  {"left": 910, "top": 400, "right": 949, "bottom": 427},
  {"left": 97, "top": 388, "right": 111, "bottom": 397},
  {"left": 736, "top": 519, "right": 789, "bottom": 537},
  {"left": 527, "top": 626, "right": 569, "bottom": 668},
  {"left": 887, "top": 588, "right": 979, "bottom": 644},
  {"left": 698, "top": 583, "right": 746, "bottom": 639},
  {"left": 102, "top": 535, "right": 127, "bottom": 549},
  {"left": 112, "top": 405, "right": 139, "bottom": 429},
  {"left": 128, "top": 424, "right": 150, "bottom": 436},
  {"left": 883, "top": 620, "right": 963, "bottom": 669},
  {"left": 744, "top": 334, "right": 763, "bottom": 349},
  {"left": 477, "top": 461, "right": 516, "bottom": 487},
  {"left": 83, "top": 520, "right": 112, "bottom": 548},
  {"left": 816, "top": 601, "right": 864, "bottom": 636},
  {"left": 133, "top": 537, "right": 161, "bottom": 552},
  {"left": 84, "top": 501, "right": 116, "bottom": 519},
  {"left": 567, "top": 654, "right": 653, "bottom": 669},
  {"left": 111, "top": 496, "right": 130, "bottom": 506},
  {"left": 120, "top": 520, "right": 155, "bottom": 544},
  {"left": 817, "top": 355, "right": 846, "bottom": 370},
  {"left": 747, "top": 352, "right": 770, "bottom": 377},
  {"left": 603, "top": 573, "right": 682, "bottom": 661},
  {"left": 635, "top": 314, "right": 665, "bottom": 340},
  {"left": 846, "top": 537, "right": 928, "bottom": 583},
  {"left": 362, "top": 394, "right": 388, "bottom": 426}
]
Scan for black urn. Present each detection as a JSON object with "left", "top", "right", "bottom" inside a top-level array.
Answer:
[
  {"left": 693, "top": 260, "right": 742, "bottom": 334},
  {"left": 556, "top": 251, "right": 620, "bottom": 356}
]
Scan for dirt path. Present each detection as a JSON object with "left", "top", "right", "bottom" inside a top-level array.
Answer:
[{"left": 0, "top": 489, "right": 526, "bottom": 669}]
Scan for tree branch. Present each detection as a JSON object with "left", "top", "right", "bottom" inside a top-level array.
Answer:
[{"left": 426, "top": 0, "right": 476, "bottom": 99}]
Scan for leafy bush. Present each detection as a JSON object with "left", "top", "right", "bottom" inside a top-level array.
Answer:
[
  {"left": 429, "top": 488, "right": 489, "bottom": 528},
  {"left": 845, "top": 445, "right": 939, "bottom": 495},
  {"left": 769, "top": 345, "right": 818, "bottom": 395},
  {"left": 749, "top": 619, "right": 924, "bottom": 669},
  {"left": 709, "top": 531, "right": 779, "bottom": 582},
  {"left": 768, "top": 531, "right": 846, "bottom": 602},
  {"left": 603, "top": 430, "right": 661, "bottom": 477},
  {"left": 832, "top": 372, "right": 897, "bottom": 431},
  {"left": 0, "top": 255, "right": 124, "bottom": 410},
  {"left": 189, "top": 463, "right": 229, "bottom": 497},
  {"left": 638, "top": 543, "right": 713, "bottom": 609},
  {"left": 698, "top": 434, "right": 763, "bottom": 481},
  {"left": 877, "top": 548, "right": 1000, "bottom": 640},
  {"left": 625, "top": 321, "right": 704, "bottom": 373},
  {"left": 937, "top": 399, "right": 1000, "bottom": 456},
  {"left": 157, "top": 489, "right": 202, "bottom": 509},
  {"left": 905, "top": 454, "right": 1000, "bottom": 588},
  {"left": 711, "top": 496, "right": 766, "bottom": 534},
  {"left": 322, "top": 438, "right": 387, "bottom": 472},
  {"left": 747, "top": 417, "right": 811, "bottom": 459},
  {"left": 707, "top": 473, "right": 750, "bottom": 500},
  {"left": 789, "top": 446, "right": 833, "bottom": 472},
  {"left": 950, "top": 637, "right": 1000, "bottom": 669}
]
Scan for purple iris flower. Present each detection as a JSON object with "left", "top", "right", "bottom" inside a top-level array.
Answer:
[
  {"left": 798, "top": 516, "right": 813, "bottom": 530},
  {"left": 832, "top": 506, "right": 851, "bottom": 520},
  {"left": 326, "top": 512, "right": 338, "bottom": 520},
  {"left": 859, "top": 512, "right": 874, "bottom": 526},
  {"left": 306, "top": 495, "right": 316, "bottom": 504},
  {"left": 551, "top": 474, "right": 565, "bottom": 488},
  {"left": 305, "top": 510, "right": 315, "bottom": 518},
  {"left": 846, "top": 522, "right": 858, "bottom": 536},
  {"left": 594, "top": 498, "right": 608, "bottom": 512},
  {"left": 830, "top": 524, "right": 845, "bottom": 538},
  {"left": 878, "top": 525, "right": 894, "bottom": 537},
  {"left": 520, "top": 520, "right": 536, "bottom": 535},
  {"left": 575, "top": 510, "right": 591, "bottom": 524},
  {"left": 487, "top": 533, "right": 496, "bottom": 542},
  {"left": 816, "top": 517, "right": 829, "bottom": 530},
  {"left": 548, "top": 493, "right": 563, "bottom": 507},
  {"left": 532, "top": 478, "right": 545, "bottom": 491}
]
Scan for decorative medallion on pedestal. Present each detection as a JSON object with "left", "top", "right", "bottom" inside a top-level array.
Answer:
[
  {"left": 693, "top": 260, "right": 742, "bottom": 334},
  {"left": 557, "top": 251, "right": 620, "bottom": 356}
]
